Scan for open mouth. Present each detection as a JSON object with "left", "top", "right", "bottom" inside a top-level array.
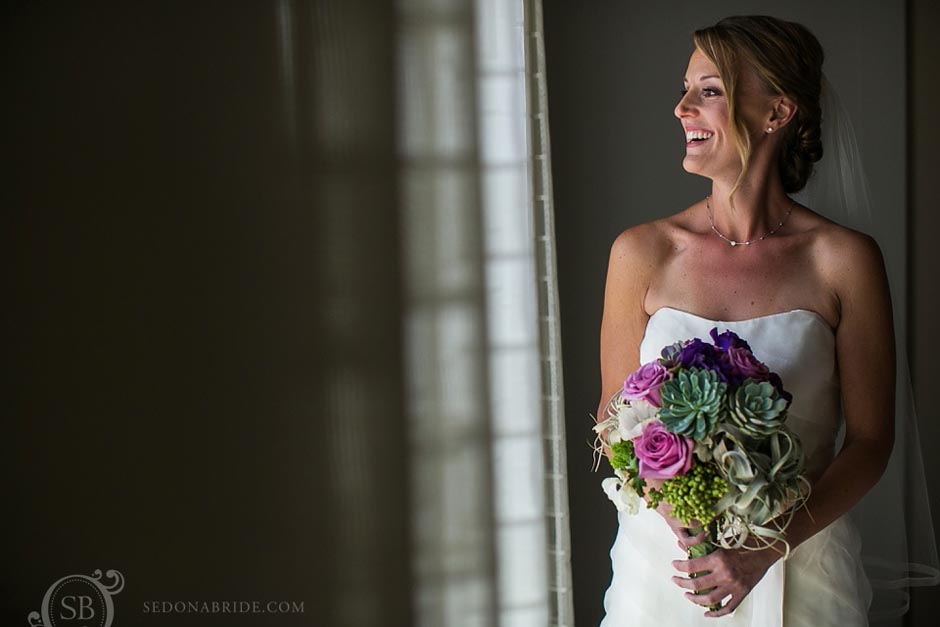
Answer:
[{"left": 685, "top": 130, "right": 714, "bottom": 146}]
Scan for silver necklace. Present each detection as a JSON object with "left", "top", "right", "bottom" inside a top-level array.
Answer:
[{"left": 706, "top": 195, "right": 795, "bottom": 247}]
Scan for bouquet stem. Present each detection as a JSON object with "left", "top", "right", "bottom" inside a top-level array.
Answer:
[{"left": 687, "top": 522, "right": 721, "bottom": 612}]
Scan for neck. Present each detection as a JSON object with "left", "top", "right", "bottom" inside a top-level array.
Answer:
[{"left": 708, "top": 176, "right": 792, "bottom": 243}]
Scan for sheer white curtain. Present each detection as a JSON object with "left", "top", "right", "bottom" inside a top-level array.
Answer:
[
  {"left": 297, "top": 0, "right": 570, "bottom": 623},
  {"left": 397, "top": 0, "right": 573, "bottom": 626}
]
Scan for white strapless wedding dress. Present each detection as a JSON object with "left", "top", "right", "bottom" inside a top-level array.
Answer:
[{"left": 600, "top": 307, "right": 873, "bottom": 626}]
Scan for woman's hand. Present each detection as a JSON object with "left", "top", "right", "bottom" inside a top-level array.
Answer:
[{"left": 669, "top": 546, "right": 779, "bottom": 617}]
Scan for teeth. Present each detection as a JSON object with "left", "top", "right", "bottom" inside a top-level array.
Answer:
[{"left": 686, "top": 130, "right": 714, "bottom": 141}]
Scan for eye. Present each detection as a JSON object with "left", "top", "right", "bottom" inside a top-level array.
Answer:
[{"left": 679, "top": 87, "right": 722, "bottom": 98}]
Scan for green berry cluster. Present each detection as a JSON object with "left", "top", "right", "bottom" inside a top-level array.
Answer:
[
  {"left": 653, "top": 464, "right": 728, "bottom": 526},
  {"left": 609, "top": 440, "right": 635, "bottom": 471}
]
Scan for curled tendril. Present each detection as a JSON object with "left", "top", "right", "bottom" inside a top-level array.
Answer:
[{"left": 590, "top": 388, "right": 630, "bottom": 472}]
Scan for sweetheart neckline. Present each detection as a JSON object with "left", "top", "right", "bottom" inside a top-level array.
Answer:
[{"left": 648, "top": 306, "right": 835, "bottom": 335}]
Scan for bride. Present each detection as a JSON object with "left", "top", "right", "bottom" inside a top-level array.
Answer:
[{"left": 595, "top": 16, "right": 895, "bottom": 624}]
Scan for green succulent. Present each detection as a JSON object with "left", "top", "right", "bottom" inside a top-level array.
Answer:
[
  {"left": 727, "top": 380, "right": 788, "bottom": 438},
  {"left": 659, "top": 368, "right": 727, "bottom": 441}
]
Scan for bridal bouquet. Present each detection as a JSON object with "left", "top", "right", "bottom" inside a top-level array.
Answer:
[{"left": 592, "top": 327, "right": 810, "bottom": 560}]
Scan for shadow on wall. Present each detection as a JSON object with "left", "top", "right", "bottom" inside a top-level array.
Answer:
[{"left": 3, "top": 2, "right": 409, "bottom": 625}]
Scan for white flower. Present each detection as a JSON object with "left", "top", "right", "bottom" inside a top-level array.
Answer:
[
  {"left": 614, "top": 400, "right": 659, "bottom": 441},
  {"left": 602, "top": 477, "right": 641, "bottom": 515}
]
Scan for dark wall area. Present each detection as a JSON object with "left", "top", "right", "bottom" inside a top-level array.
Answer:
[
  {"left": 909, "top": 0, "right": 940, "bottom": 624},
  {"left": 3, "top": 2, "right": 410, "bottom": 625}
]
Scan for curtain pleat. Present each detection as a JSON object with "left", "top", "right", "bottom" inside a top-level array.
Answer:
[{"left": 522, "top": 0, "right": 575, "bottom": 623}]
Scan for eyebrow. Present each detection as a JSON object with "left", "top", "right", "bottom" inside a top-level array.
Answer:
[{"left": 683, "top": 74, "right": 721, "bottom": 83}]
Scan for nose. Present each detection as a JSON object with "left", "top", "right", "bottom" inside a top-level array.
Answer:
[{"left": 674, "top": 91, "right": 694, "bottom": 120}]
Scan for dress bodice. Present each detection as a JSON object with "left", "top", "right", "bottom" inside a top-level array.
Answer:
[
  {"left": 602, "top": 307, "right": 874, "bottom": 626},
  {"left": 640, "top": 307, "right": 841, "bottom": 481}
]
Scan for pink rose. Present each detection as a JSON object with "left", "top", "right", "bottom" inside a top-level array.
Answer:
[
  {"left": 622, "top": 361, "right": 672, "bottom": 408},
  {"left": 633, "top": 421, "right": 693, "bottom": 480}
]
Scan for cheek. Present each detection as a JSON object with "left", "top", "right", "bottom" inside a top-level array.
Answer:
[{"left": 713, "top": 113, "right": 730, "bottom": 137}]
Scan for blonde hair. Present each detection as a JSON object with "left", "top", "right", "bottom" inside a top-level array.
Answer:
[{"left": 692, "top": 16, "right": 824, "bottom": 207}]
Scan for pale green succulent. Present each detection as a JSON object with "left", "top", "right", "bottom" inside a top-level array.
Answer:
[
  {"left": 659, "top": 368, "right": 727, "bottom": 441},
  {"left": 727, "top": 380, "right": 789, "bottom": 438}
]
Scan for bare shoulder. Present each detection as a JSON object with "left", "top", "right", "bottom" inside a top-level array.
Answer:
[
  {"left": 809, "top": 218, "right": 889, "bottom": 320},
  {"left": 609, "top": 216, "right": 675, "bottom": 273},
  {"left": 604, "top": 220, "right": 664, "bottom": 323},
  {"left": 610, "top": 205, "right": 694, "bottom": 269},
  {"left": 811, "top": 216, "right": 883, "bottom": 271}
]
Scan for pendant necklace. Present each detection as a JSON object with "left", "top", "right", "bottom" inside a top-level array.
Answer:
[{"left": 706, "top": 195, "right": 795, "bottom": 247}]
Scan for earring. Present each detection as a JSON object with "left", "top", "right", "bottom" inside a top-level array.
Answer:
[{"left": 767, "top": 126, "right": 774, "bottom": 133}]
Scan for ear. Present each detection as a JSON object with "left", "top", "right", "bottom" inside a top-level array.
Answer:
[{"left": 768, "top": 95, "right": 798, "bottom": 129}]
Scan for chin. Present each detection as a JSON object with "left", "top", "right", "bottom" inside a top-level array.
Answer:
[
  {"left": 681, "top": 155, "right": 731, "bottom": 183},
  {"left": 681, "top": 155, "right": 708, "bottom": 177}
]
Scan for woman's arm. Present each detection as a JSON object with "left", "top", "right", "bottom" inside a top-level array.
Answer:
[
  {"left": 772, "top": 230, "right": 895, "bottom": 550},
  {"left": 672, "top": 229, "right": 896, "bottom": 617},
  {"left": 595, "top": 225, "right": 660, "bottom": 461},
  {"left": 596, "top": 224, "right": 704, "bottom": 544}
]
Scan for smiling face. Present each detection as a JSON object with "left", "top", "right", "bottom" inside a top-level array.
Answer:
[{"left": 675, "top": 48, "right": 775, "bottom": 183}]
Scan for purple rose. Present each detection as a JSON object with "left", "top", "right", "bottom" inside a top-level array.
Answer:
[
  {"left": 710, "top": 328, "right": 752, "bottom": 352},
  {"left": 622, "top": 361, "right": 672, "bottom": 408},
  {"left": 721, "top": 346, "right": 771, "bottom": 386},
  {"left": 679, "top": 338, "right": 726, "bottom": 380},
  {"left": 633, "top": 420, "right": 694, "bottom": 480}
]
